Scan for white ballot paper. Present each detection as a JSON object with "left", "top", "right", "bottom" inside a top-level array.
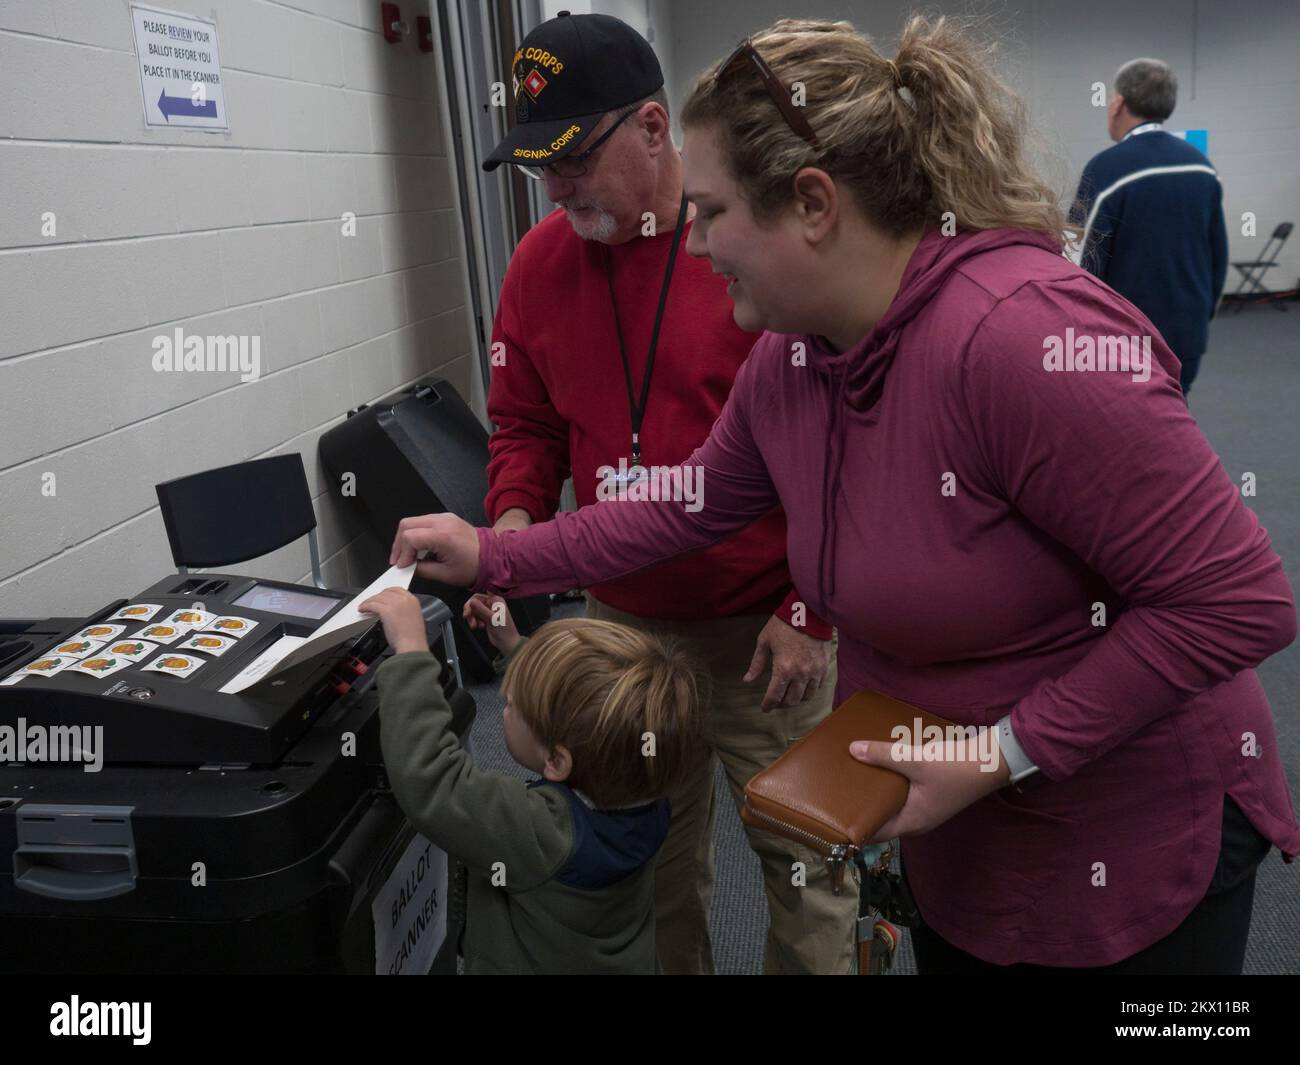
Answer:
[{"left": 219, "top": 564, "right": 416, "bottom": 695}]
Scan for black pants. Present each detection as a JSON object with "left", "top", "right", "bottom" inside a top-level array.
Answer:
[{"left": 904, "top": 796, "right": 1271, "bottom": 974}]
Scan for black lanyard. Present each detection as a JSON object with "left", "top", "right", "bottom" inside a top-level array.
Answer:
[{"left": 603, "top": 193, "right": 689, "bottom": 467}]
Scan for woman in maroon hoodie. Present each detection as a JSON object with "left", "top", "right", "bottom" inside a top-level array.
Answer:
[{"left": 391, "top": 16, "right": 1299, "bottom": 973}]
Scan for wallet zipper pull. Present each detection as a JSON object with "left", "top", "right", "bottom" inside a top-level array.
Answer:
[{"left": 828, "top": 844, "right": 850, "bottom": 895}]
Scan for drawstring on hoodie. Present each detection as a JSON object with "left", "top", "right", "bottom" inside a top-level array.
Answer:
[
  {"left": 818, "top": 363, "right": 849, "bottom": 607},
  {"left": 803, "top": 227, "right": 1066, "bottom": 613}
]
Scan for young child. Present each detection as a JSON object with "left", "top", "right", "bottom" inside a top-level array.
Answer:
[{"left": 358, "top": 587, "right": 705, "bottom": 974}]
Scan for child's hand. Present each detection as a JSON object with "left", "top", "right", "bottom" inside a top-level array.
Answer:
[
  {"left": 358, "top": 588, "right": 430, "bottom": 655},
  {"left": 463, "top": 593, "right": 521, "bottom": 654}
]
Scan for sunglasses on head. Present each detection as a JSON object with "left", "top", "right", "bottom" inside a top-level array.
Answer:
[{"left": 715, "top": 38, "right": 823, "bottom": 153}]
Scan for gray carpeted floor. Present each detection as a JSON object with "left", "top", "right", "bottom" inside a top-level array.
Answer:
[{"left": 464, "top": 305, "right": 1299, "bottom": 974}]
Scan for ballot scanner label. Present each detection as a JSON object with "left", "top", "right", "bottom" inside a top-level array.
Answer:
[
  {"left": 217, "top": 634, "right": 306, "bottom": 694},
  {"left": 374, "top": 837, "right": 447, "bottom": 975}
]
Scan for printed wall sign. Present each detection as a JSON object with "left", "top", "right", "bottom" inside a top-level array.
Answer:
[{"left": 131, "top": 4, "right": 229, "bottom": 131}]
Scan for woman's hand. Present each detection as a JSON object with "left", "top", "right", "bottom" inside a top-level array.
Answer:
[
  {"left": 388, "top": 513, "right": 481, "bottom": 586},
  {"left": 850, "top": 730, "right": 1011, "bottom": 842},
  {"left": 744, "top": 615, "right": 833, "bottom": 710},
  {"left": 358, "top": 587, "right": 431, "bottom": 655}
]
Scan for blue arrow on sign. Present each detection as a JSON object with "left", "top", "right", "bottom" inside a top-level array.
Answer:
[{"left": 157, "top": 89, "right": 217, "bottom": 122}]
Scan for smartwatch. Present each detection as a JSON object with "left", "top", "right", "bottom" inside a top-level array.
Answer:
[{"left": 995, "top": 715, "right": 1040, "bottom": 785}]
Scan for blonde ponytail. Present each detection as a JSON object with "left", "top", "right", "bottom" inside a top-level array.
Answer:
[{"left": 682, "top": 15, "right": 1074, "bottom": 242}]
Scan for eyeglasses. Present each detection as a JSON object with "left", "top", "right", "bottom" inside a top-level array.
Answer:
[
  {"left": 515, "top": 106, "right": 640, "bottom": 181},
  {"left": 715, "top": 38, "right": 823, "bottom": 153}
]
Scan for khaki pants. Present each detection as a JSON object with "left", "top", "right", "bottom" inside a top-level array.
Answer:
[{"left": 587, "top": 597, "right": 855, "bottom": 974}]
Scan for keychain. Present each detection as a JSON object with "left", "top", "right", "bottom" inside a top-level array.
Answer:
[{"left": 853, "top": 843, "right": 918, "bottom": 975}]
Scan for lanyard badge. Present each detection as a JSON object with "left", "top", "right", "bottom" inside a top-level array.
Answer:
[{"left": 604, "top": 458, "right": 648, "bottom": 489}]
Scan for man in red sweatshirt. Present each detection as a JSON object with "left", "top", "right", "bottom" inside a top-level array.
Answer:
[{"left": 474, "top": 12, "right": 851, "bottom": 974}]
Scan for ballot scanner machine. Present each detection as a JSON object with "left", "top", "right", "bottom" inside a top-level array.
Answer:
[{"left": 0, "top": 570, "right": 472, "bottom": 974}]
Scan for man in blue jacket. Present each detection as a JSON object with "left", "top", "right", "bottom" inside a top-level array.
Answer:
[{"left": 1070, "top": 58, "right": 1228, "bottom": 396}]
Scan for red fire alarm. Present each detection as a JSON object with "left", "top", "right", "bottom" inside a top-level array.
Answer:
[
  {"left": 381, "top": 3, "right": 406, "bottom": 44},
  {"left": 417, "top": 15, "right": 433, "bottom": 52}
]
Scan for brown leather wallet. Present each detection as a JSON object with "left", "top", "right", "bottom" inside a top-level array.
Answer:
[{"left": 741, "top": 689, "right": 955, "bottom": 894}]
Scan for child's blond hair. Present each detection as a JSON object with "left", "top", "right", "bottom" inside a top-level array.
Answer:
[{"left": 502, "top": 618, "right": 706, "bottom": 807}]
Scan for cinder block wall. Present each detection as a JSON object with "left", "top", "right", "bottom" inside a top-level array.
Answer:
[{"left": 0, "top": 0, "right": 476, "bottom": 616}]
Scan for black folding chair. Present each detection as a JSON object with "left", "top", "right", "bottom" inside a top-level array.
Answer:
[
  {"left": 1229, "top": 222, "right": 1292, "bottom": 312},
  {"left": 155, "top": 454, "right": 328, "bottom": 586}
]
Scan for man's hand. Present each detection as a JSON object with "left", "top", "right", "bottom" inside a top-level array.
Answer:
[
  {"left": 463, "top": 593, "right": 522, "bottom": 654},
  {"left": 744, "top": 615, "right": 833, "bottom": 710},
  {"left": 493, "top": 507, "right": 533, "bottom": 534},
  {"left": 358, "top": 587, "right": 431, "bottom": 655},
  {"left": 389, "top": 513, "right": 481, "bottom": 586}
]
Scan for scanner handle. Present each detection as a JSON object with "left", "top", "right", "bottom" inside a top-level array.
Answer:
[
  {"left": 12, "top": 804, "right": 138, "bottom": 901},
  {"left": 14, "top": 846, "right": 137, "bottom": 901}
]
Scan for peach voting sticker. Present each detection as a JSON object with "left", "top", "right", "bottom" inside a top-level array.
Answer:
[
  {"left": 102, "top": 639, "right": 159, "bottom": 663},
  {"left": 166, "top": 608, "right": 219, "bottom": 631},
  {"left": 207, "top": 616, "right": 258, "bottom": 638},
  {"left": 142, "top": 654, "right": 205, "bottom": 678},
  {"left": 67, "top": 655, "right": 134, "bottom": 678},
  {"left": 137, "top": 624, "right": 187, "bottom": 645},
  {"left": 51, "top": 638, "right": 107, "bottom": 660},
  {"left": 108, "top": 603, "right": 164, "bottom": 623},
  {"left": 75, "top": 623, "right": 127, "bottom": 643},
  {"left": 4, "top": 657, "right": 76, "bottom": 681},
  {"left": 178, "top": 633, "right": 236, "bottom": 657}
]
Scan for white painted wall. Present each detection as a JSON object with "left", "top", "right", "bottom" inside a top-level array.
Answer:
[
  {"left": 0, "top": 0, "right": 476, "bottom": 616},
  {"left": 664, "top": 0, "right": 1300, "bottom": 288}
]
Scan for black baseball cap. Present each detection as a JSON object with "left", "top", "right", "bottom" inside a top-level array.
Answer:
[{"left": 482, "top": 11, "right": 664, "bottom": 172}]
